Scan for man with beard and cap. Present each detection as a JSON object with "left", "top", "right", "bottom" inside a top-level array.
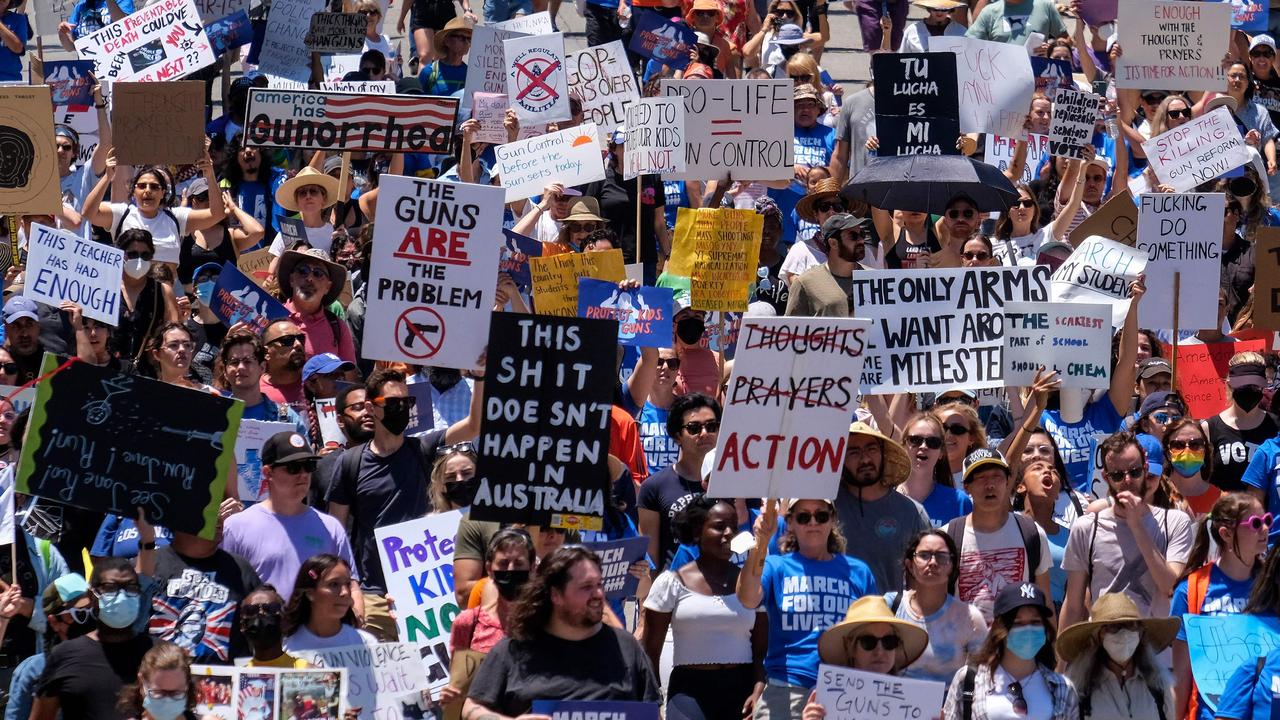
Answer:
[
  {"left": 260, "top": 319, "right": 308, "bottom": 406},
  {"left": 835, "top": 422, "right": 929, "bottom": 593},
  {"left": 219, "top": 330, "right": 307, "bottom": 433},
  {"left": 786, "top": 214, "right": 869, "bottom": 317},
  {"left": 327, "top": 366, "right": 484, "bottom": 641}
]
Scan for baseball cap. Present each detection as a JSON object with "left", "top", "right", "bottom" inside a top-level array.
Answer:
[
  {"left": 302, "top": 352, "right": 356, "bottom": 382},
  {"left": 821, "top": 213, "right": 867, "bottom": 240},
  {"left": 1137, "top": 357, "right": 1172, "bottom": 380},
  {"left": 187, "top": 177, "right": 210, "bottom": 197},
  {"left": 323, "top": 155, "right": 345, "bottom": 175},
  {"left": 396, "top": 76, "right": 426, "bottom": 95},
  {"left": 962, "top": 448, "right": 1010, "bottom": 483},
  {"left": 42, "top": 573, "right": 89, "bottom": 616},
  {"left": 4, "top": 296, "right": 38, "bottom": 324},
  {"left": 1139, "top": 390, "right": 1186, "bottom": 419},
  {"left": 936, "top": 388, "right": 977, "bottom": 404},
  {"left": 993, "top": 580, "right": 1051, "bottom": 618},
  {"left": 260, "top": 431, "right": 321, "bottom": 466},
  {"left": 1251, "top": 34, "right": 1276, "bottom": 52}
]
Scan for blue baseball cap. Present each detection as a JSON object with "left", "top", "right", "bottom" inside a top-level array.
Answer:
[
  {"left": 302, "top": 353, "right": 355, "bottom": 382},
  {"left": 3, "top": 296, "right": 38, "bottom": 324}
]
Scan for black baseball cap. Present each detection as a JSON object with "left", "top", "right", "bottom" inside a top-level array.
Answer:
[
  {"left": 260, "top": 432, "right": 320, "bottom": 466},
  {"left": 821, "top": 213, "right": 868, "bottom": 240},
  {"left": 993, "top": 581, "right": 1051, "bottom": 618}
]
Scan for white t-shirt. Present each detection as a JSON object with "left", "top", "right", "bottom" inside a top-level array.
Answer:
[
  {"left": 780, "top": 239, "right": 826, "bottom": 279},
  {"left": 269, "top": 222, "right": 336, "bottom": 257},
  {"left": 986, "top": 666, "right": 1053, "bottom": 720},
  {"left": 898, "top": 20, "right": 968, "bottom": 53},
  {"left": 956, "top": 515, "right": 1052, "bottom": 622},
  {"left": 107, "top": 203, "right": 192, "bottom": 265},
  {"left": 993, "top": 227, "right": 1050, "bottom": 266},
  {"left": 643, "top": 570, "right": 763, "bottom": 666},
  {"left": 535, "top": 211, "right": 563, "bottom": 245},
  {"left": 283, "top": 623, "right": 377, "bottom": 652}
]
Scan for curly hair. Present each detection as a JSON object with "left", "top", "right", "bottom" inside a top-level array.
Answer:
[
  {"left": 901, "top": 529, "right": 960, "bottom": 594},
  {"left": 673, "top": 494, "right": 735, "bottom": 545},
  {"left": 506, "top": 546, "right": 602, "bottom": 642}
]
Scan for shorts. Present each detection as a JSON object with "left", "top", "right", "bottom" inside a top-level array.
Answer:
[
  {"left": 411, "top": 0, "right": 458, "bottom": 32},
  {"left": 361, "top": 592, "right": 400, "bottom": 642}
]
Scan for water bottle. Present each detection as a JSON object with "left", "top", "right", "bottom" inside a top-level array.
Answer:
[
  {"left": 1104, "top": 81, "right": 1119, "bottom": 139},
  {"left": 618, "top": 4, "right": 631, "bottom": 30}
]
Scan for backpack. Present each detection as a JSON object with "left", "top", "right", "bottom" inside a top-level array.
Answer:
[
  {"left": 945, "top": 513, "right": 1041, "bottom": 583},
  {"left": 1086, "top": 506, "right": 1170, "bottom": 582},
  {"left": 331, "top": 436, "right": 437, "bottom": 508}
]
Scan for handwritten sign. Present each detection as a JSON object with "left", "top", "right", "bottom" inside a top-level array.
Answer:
[
  {"left": 1003, "top": 302, "right": 1111, "bottom": 389},
  {"left": 815, "top": 664, "right": 945, "bottom": 720},
  {"left": 320, "top": 79, "right": 395, "bottom": 93},
  {"left": 985, "top": 134, "right": 1049, "bottom": 186},
  {"left": 930, "top": 36, "right": 1035, "bottom": 141},
  {"left": 246, "top": 89, "right": 458, "bottom": 154},
  {"left": 1254, "top": 229, "right": 1280, "bottom": 329},
  {"left": 1136, "top": 193, "right": 1224, "bottom": 331},
  {"left": 670, "top": 208, "right": 764, "bottom": 311},
  {"left": 493, "top": 123, "right": 607, "bottom": 202},
  {"left": 1184, "top": 614, "right": 1280, "bottom": 714},
  {"left": 210, "top": 262, "right": 289, "bottom": 334},
  {"left": 585, "top": 536, "right": 649, "bottom": 599},
  {"left": 1171, "top": 339, "right": 1267, "bottom": 418},
  {"left": 494, "top": 11, "right": 555, "bottom": 33},
  {"left": 472, "top": 92, "right": 510, "bottom": 144},
  {"left": 113, "top": 82, "right": 206, "bottom": 165},
  {"left": 0, "top": 86, "right": 60, "bottom": 216},
  {"left": 1069, "top": 189, "right": 1138, "bottom": 247},
  {"left": 259, "top": 0, "right": 326, "bottom": 82},
  {"left": 530, "top": 249, "right": 626, "bottom": 317},
  {"left": 25, "top": 224, "right": 124, "bottom": 326},
  {"left": 578, "top": 279, "right": 673, "bottom": 348},
  {"left": 505, "top": 33, "right": 571, "bottom": 123},
  {"left": 194, "top": 0, "right": 248, "bottom": 22},
  {"left": 75, "top": 0, "right": 216, "bottom": 82},
  {"left": 1050, "top": 235, "right": 1146, "bottom": 326},
  {"left": 471, "top": 314, "right": 618, "bottom": 530},
  {"left": 306, "top": 12, "right": 365, "bottom": 53},
  {"left": 1142, "top": 107, "right": 1251, "bottom": 192},
  {"left": 624, "top": 98, "right": 685, "bottom": 179},
  {"left": 233, "top": 419, "right": 294, "bottom": 503},
  {"left": 872, "top": 52, "right": 960, "bottom": 156},
  {"left": 293, "top": 643, "right": 430, "bottom": 720},
  {"left": 660, "top": 79, "right": 794, "bottom": 181},
  {"left": 1048, "top": 87, "right": 1102, "bottom": 159},
  {"left": 711, "top": 318, "right": 870, "bottom": 499},
  {"left": 465, "top": 25, "right": 524, "bottom": 107},
  {"left": 1116, "top": 0, "right": 1231, "bottom": 90},
  {"left": 628, "top": 11, "right": 695, "bottom": 69},
  {"left": 568, "top": 41, "right": 639, "bottom": 139}
]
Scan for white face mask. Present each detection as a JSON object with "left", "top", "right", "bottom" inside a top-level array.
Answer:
[
  {"left": 124, "top": 258, "right": 151, "bottom": 279},
  {"left": 1101, "top": 628, "right": 1141, "bottom": 664}
]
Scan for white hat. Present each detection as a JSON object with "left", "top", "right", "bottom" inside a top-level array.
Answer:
[{"left": 1251, "top": 34, "right": 1276, "bottom": 52}]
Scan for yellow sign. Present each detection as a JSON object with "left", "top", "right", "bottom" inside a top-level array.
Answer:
[
  {"left": 530, "top": 249, "right": 626, "bottom": 316},
  {"left": 670, "top": 207, "right": 763, "bottom": 311}
]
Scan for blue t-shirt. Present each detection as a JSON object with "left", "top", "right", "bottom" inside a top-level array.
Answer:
[
  {"left": 760, "top": 552, "right": 877, "bottom": 688},
  {"left": 1044, "top": 521, "right": 1068, "bottom": 607},
  {"left": 1215, "top": 647, "right": 1280, "bottom": 720},
  {"left": 1172, "top": 565, "right": 1255, "bottom": 720},
  {"left": 921, "top": 484, "right": 973, "bottom": 528},
  {"left": 419, "top": 61, "right": 467, "bottom": 96},
  {"left": 637, "top": 402, "right": 679, "bottom": 476},
  {"left": 90, "top": 515, "right": 173, "bottom": 558},
  {"left": 0, "top": 12, "right": 29, "bottom": 82},
  {"left": 1242, "top": 437, "right": 1280, "bottom": 544},
  {"left": 1041, "top": 399, "right": 1123, "bottom": 494}
]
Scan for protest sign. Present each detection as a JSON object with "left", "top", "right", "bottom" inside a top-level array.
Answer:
[
  {"left": 628, "top": 10, "right": 695, "bottom": 69},
  {"left": 315, "top": 397, "right": 346, "bottom": 449},
  {"left": 1142, "top": 107, "right": 1251, "bottom": 192},
  {"left": 1222, "top": 0, "right": 1268, "bottom": 31},
  {"left": 207, "top": 10, "right": 253, "bottom": 56},
  {"left": 43, "top": 60, "right": 95, "bottom": 107},
  {"left": 25, "top": 224, "right": 124, "bottom": 325},
  {"left": 376, "top": 511, "right": 462, "bottom": 687},
  {"left": 210, "top": 261, "right": 290, "bottom": 334},
  {"left": 190, "top": 665, "right": 234, "bottom": 719},
  {"left": 233, "top": 419, "right": 294, "bottom": 503},
  {"left": 17, "top": 354, "right": 242, "bottom": 539},
  {"left": 493, "top": 123, "right": 607, "bottom": 202},
  {"left": 1185, "top": 614, "right": 1280, "bottom": 713},
  {"left": 871, "top": 52, "right": 960, "bottom": 156},
  {"left": 585, "top": 537, "right": 649, "bottom": 599},
  {"left": 815, "top": 664, "right": 945, "bottom": 720},
  {"left": 0, "top": 386, "right": 37, "bottom": 416},
  {"left": 568, "top": 41, "right": 639, "bottom": 139},
  {"left": 530, "top": 249, "right": 626, "bottom": 316},
  {"left": 238, "top": 248, "right": 274, "bottom": 287},
  {"left": 246, "top": 89, "right": 459, "bottom": 154},
  {"left": 33, "top": 0, "right": 74, "bottom": 45},
  {"left": 624, "top": 98, "right": 685, "bottom": 179},
  {"left": 1049, "top": 235, "right": 1146, "bottom": 326},
  {"left": 236, "top": 669, "right": 280, "bottom": 719},
  {"left": 0, "top": 86, "right": 60, "bottom": 216},
  {"left": 259, "top": 0, "right": 326, "bottom": 82},
  {"left": 1171, "top": 339, "right": 1267, "bottom": 418},
  {"left": 465, "top": 25, "right": 524, "bottom": 107},
  {"left": 403, "top": 382, "right": 436, "bottom": 436},
  {"left": 194, "top": 0, "right": 248, "bottom": 23},
  {"left": 306, "top": 12, "right": 366, "bottom": 53},
  {"left": 1253, "top": 229, "right": 1280, "bottom": 329},
  {"left": 473, "top": 92, "right": 510, "bottom": 144},
  {"left": 494, "top": 11, "right": 555, "bottom": 33},
  {"left": 365, "top": 175, "right": 503, "bottom": 369},
  {"left": 985, "top": 134, "right": 1049, "bottom": 186},
  {"left": 505, "top": 33, "right": 572, "bottom": 124},
  {"left": 849, "top": 267, "right": 1053, "bottom": 393},
  {"left": 277, "top": 670, "right": 344, "bottom": 718},
  {"left": 1078, "top": 0, "right": 1117, "bottom": 25},
  {"left": 112, "top": 82, "right": 205, "bottom": 165},
  {"left": 660, "top": 79, "right": 794, "bottom": 182},
  {"left": 1003, "top": 302, "right": 1111, "bottom": 389},
  {"left": 443, "top": 650, "right": 485, "bottom": 720},
  {"left": 293, "top": 644, "right": 429, "bottom": 719},
  {"left": 532, "top": 701, "right": 660, "bottom": 720},
  {"left": 1048, "top": 87, "right": 1102, "bottom": 159},
  {"left": 74, "top": 0, "right": 216, "bottom": 82},
  {"left": 578, "top": 279, "right": 674, "bottom": 348},
  {"left": 1030, "top": 57, "right": 1076, "bottom": 92},
  {"left": 471, "top": 314, "right": 619, "bottom": 530},
  {"left": 1136, "top": 193, "right": 1224, "bottom": 330},
  {"left": 321, "top": 79, "right": 395, "bottom": 94},
  {"left": 710, "top": 318, "right": 871, "bottom": 499},
  {"left": 669, "top": 208, "right": 764, "bottom": 311},
  {"left": 1115, "top": 0, "right": 1231, "bottom": 90},
  {"left": 501, "top": 229, "right": 541, "bottom": 291},
  {"left": 929, "top": 36, "right": 1035, "bottom": 140},
  {"left": 1068, "top": 189, "right": 1138, "bottom": 247}
]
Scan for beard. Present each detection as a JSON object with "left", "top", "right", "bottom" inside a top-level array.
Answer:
[
  {"left": 842, "top": 463, "right": 880, "bottom": 488},
  {"left": 343, "top": 420, "right": 374, "bottom": 443}
]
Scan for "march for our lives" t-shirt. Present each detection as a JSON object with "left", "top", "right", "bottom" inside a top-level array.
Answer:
[{"left": 1041, "top": 399, "right": 1123, "bottom": 494}]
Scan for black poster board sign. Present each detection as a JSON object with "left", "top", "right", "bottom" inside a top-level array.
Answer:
[{"left": 872, "top": 52, "right": 961, "bottom": 156}]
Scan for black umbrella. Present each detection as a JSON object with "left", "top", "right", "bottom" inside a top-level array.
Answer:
[{"left": 842, "top": 154, "right": 1020, "bottom": 215}]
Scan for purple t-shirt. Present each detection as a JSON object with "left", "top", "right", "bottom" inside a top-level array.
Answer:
[{"left": 220, "top": 503, "right": 358, "bottom": 600}]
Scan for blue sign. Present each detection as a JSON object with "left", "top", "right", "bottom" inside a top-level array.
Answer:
[
  {"left": 210, "top": 261, "right": 289, "bottom": 333},
  {"left": 1029, "top": 57, "right": 1075, "bottom": 92},
  {"left": 628, "top": 11, "right": 696, "bottom": 70},
  {"left": 1217, "top": 0, "right": 1267, "bottom": 31},
  {"left": 207, "top": 10, "right": 253, "bottom": 56},
  {"left": 1184, "top": 613, "right": 1280, "bottom": 714},
  {"left": 41, "top": 61, "right": 96, "bottom": 107},
  {"left": 578, "top": 279, "right": 673, "bottom": 348},
  {"left": 531, "top": 701, "right": 660, "bottom": 720},
  {"left": 501, "top": 228, "right": 541, "bottom": 291},
  {"left": 585, "top": 537, "right": 649, "bottom": 600},
  {"left": 403, "top": 381, "right": 437, "bottom": 436}
]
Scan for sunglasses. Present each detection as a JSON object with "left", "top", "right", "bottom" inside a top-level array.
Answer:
[
  {"left": 1239, "top": 513, "right": 1274, "bottom": 530},
  {"left": 291, "top": 265, "right": 330, "bottom": 279},
  {"left": 267, "top": 333, "right": 305, "bottom": 348},
  {"left": 373, "top": 396, "right": 416, "bottom": 411},
  {"left": 56, "top": 143, "right": 75, "bottom": 152},
  {"left": 1105, "top": 466, "right": 1144, "bottom": 483},
  {"left": 656, "top": 357, "right": 681, "bottom": 369},
  {"left": 0, "top": 362, "right": 17, "bottom": 375},
  {"left": 947, "top": 208, "right": 976, "bottom": 220},
  {"left": 1167, "top": 438, "right": 1206, "bottom": 451},
  {"left": 853, "top": 634, "right": 901, "bottom": 651},
  {"left": 774, "top": 8, "right": 796, "bottom": 16},
  {"left": 1252, "top": 50, "right": 1276, "bottom": 58},
  {"left": 134, "top": 182, "right": 164, "bottom": 191},
  {"left": 816, "top": 200, "right": 846, "bottom": 213},
  {"left": 296, "top": 185, "right": 326, "bottom": 197},
  {"left": 273, "top": 459, "right": 317, "bottom": 474},
  {"left": 913, "top": 550, "right": 952, "bottom": 565},
  {"left": 1167, "top": 108, "right": 1192, "bottom": 119},
  {"left": 962, "top": 251, "right": 991, "bottom": 261},
  {"left": 905, "top": 434, "right": 943, "bottom": 450},
  {"left": 683, "top": 420, "right": 720, "bottom": 436},
  {"left": 792, "top": 510, "right": 831, "bottom": 525},
  {"left": 240, "top": 602, "right": 283, "bottom": 619},
  {"left": 440, "top": 441, "right": 476, "bottom": 456},
  {"left": 125, "top": 250, "right": 154, "bottom": 261},
  {"left": 1151, "top": 411, "right": 1182, "bottom": 424},
  {"left": 57, "top": 607, "right": 95, "bottom": 623},
  {"left": 790, "top": 73, "right": 813, "bottom": 81},
  {"left": 943, "top": 423, "right": 970, "bottom": 436}
]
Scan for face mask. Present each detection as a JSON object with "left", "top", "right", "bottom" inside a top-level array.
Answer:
[
  {"left": 97, "top": 590, "right": 140, "bottom": 629},
  {"left": 142, "top": 692, "right": 188, "bottom": 720},
  {"left": 676, "top": 317, "right": 705, "bottom": 345},
  {"left": 1233, "top": 386, "right": 1264, "bottom": 412},
  {"left": 1101, "top": 629, "right": 1141, "bottom": 664},
  {"left": 241, "top": 614, "right": 283, "bottom": 646},
  {"left": 379, "top": 405, "right": 411, "bottom": 436},
  {"left": 195, "top": 281, "right": 216, "bottom": 306},
  {"left": 443, "top": 478, "right": 478, "bottom": 507},
  {"left": 1169, "top": 449, "right": 1205, "bottom": 477},
  {"left": 124, "top": 258, "right": 151, "bottom": 279},
  {"left": 491, "top": 570, "right": 530, "bottom": 600},
  {"left": 1005, "top": 625, "right": 1046, "bottom": 660}
]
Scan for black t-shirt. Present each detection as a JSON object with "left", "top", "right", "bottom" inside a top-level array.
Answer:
[
  {"left": 468, "top": 626, "right": 661, "bottom": 717},
  {"left": 38, "top": 633, "right": 155, "bottom": 719},
  {"left": 1208, "top": 412, "right": 1280, "bottom": 493},
  {"left": 324, "top": 430, "right": 446, "bottom": 594},
  {"left": 885, "top": 225, "right": 942, "bottom": 270},
  {"left": 178, "top": 233, "right": 237, "bottom": 286},
  {"left": 148, "top": 547, "right": 262, "bottom": 664},
  {"left": 637, "top": 466, "right": 702, "bottom": 570},
  {"left": 1255, "top": 73, "right": 1280, "bottom": 127}
]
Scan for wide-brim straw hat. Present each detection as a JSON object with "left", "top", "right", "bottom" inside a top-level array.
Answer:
[
  {"left": 275, "top": 167, "right": 340, "bottom": 213},
  {"left": 848, "top": 421, "right": 911, "bottom": 487},
  {"left": 277, "top": 247, "right": 348, "bottom": 307},
  {"left": 1056, "top": 593, "right": 1181, "bottom": 663},
  {"left": 433, "top": 16, "right": 475, "bottom": 57},
  {"left": 563, "top": 197, "right": 606, "bottom": 223},
  {"left": 818, "top": 596, "right": 930, "bottom": 667},
  {"left": 796, "top": 177, "right": 843, "bottom": 224}
]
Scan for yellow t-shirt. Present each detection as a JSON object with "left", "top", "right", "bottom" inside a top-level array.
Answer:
[{"left": 246, "top": 653, "right": 310, "bottom": 669}]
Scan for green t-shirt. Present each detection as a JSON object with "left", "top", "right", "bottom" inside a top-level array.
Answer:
[{"left": 965, "top": 0, "right": 1067, "bottom": 44}]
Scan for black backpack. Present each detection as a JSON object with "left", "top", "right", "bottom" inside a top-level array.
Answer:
[{"left": 945, "top": 513, "right": 1041, "bottom": 582}]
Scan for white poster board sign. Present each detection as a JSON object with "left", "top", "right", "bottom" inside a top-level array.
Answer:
[
  {"left": 504, "top": 32, "right": 572, "bottom": 123},
  {"left": 1136, "top": 193, "right": 1224, "bottom": 331},
  {"left": 815, "top": 664, "right": 946, "bottom": 720},
  {"left": 624, "top": 98, "right": 685, "bottom": 179},
  {"left": 1049, "top": 234, "right": 1147, "bottom": 327},
  {"left": 1048, "top": 87, "right": 1102, "bottom": 159},
  {"left": 465, "top": 25, "right": 524, "bottom": 108},
  {"left": 233, "top": 419, "right": 294, "bottom": 503},
  {"left": 1004, "top": 301, "right": 1112, "bottom": 389},
  {"left": 1142, "top": 107, "right": 1252, "bottom": 192},
  {"left": 494, "top": 11, "right": 554, "bottom": 33},
  {"left": 1115, "top": 0, "right": 1231, "bottom": 90},
  {"left": 25, "top": 224, "right": 124, "bottom": 325},
  {"left": 931, "top": 35, "right": 1036, "bottom": 141},
  {"left": 258, "top": 0, "right": 326, "bottom": 83},
  {"left": 567, "top": 41, "right": 640, "bottom": 139},
  {"left": 494, "top": 122, "right": 608, "bottom": 201},
  {"left": 986, "top": 134, "right": 1049, "bottom": 185},
  {"left": 74, "top": 0, "right": 217, "bottom": 82},
  {"left": 293, "top": 643, "right": 434, "bottom": 719},
  {"left": 660, "top": 79, "right": 794, "bottom": 181}
]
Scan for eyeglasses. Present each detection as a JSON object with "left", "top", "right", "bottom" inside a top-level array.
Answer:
[
  {"left": 295, "top": 185, "right": 326, "bottom": 197},
  {"left": 816, "top": 200, "right": 845, "bottom": 213},
  {"left": 1151, "top": 411, "right": 1182, "bottom": 424},
  {"left": 57, "top": 607, "right": 95, "bottom": 623},
  {"left": 440, "top": 441, "right": 475, "bottom": 456},
  {"left": 683, "top": 420, "right": 720, "bottom": 435},
  {"left": 1167, "top": 438, "right": 1205, "bottom": 451},
  {"left": 1167, "top": 108, "right": 1192, "bottom": 119},
  {"left": 1240, "top": 513, "right": 1274, "bottom": 530},
  {"left": 1014, "top": 198, "right": 1036, "bottom": 208},
  {"left": 962, "top": 251, "right": 991, "bottom": 261},
  {"left": 947, "top": 208, "right": 975, "bottom": 220},
  {"left": 853, "top": 634, "right": 901, "bottom": 651},
  {"left": 240, "top": 601, "right": 282, "bottom": 619},
  {"left": 1008, "top": 680, "right": 1028, "bottom": 715},
  {"left": 0, "top": 362, "right": 16, "bottom": 375},
  {"left": 913, "top": 550, "right": 952, "bottom": 565},
  {"left": 267, "top": 333, "right": 305, "bottom": 348},
  {"left": 373, "top": 396, "right": 416, "bottom": 411},
  {"left": 163, "top": 341, "right": 195, "bottom": 353},
  {"left": 343, "top": 400, "right": 370, "bottom": 414},
  {"left": 792, "top": 510, "right": 831, "bottom": 525},
  {"left": 144, "top": 688, "right": 188, "bottom": 701},
  {"left": 1104, "top": 466, "right": 1145, "bottom": 483},
  {"left": 905, "top": 434, "right": 943, "bottom": 450},
  {"left": 134, "top": 182, "right": 163, "bottom": 191},
  {"left": 943, "top": 423, "right": 970, "bottom": 436},
  {"left": 656, "top": 357, "right": 681, "bottom": 369},
  {"left": 291, "top": 265, "right": 330, "bottom": 279},
  {"left": 124, "top": 250, "right": 154, "bottom": 261},
  {"left": 273, "top": 459, "right": 317, "bottom": 474},
  {"left": 790, "top": 73, "right": 812, "bottom": 81},
  {"left": 225, "top": 354, "right": 258, "bottom": 367}
]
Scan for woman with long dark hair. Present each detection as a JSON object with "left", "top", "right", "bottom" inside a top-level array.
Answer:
[
  {"left": 1058, "top": 594, "right": 1176, "bottom": 720},
  {"left": 898, "top": 414, "right": 969, "bottom": 527},
  {"left": 114, "top": 229, "right": 182, "bottom": 363},
  {"left": 1015, "top": 458, "right": 1073, "bottom": 606},
  {"left": 282, "top": 554, "right": 375, "bottom": 652},
  {"left": 144, "top": 323, "right": 211, "bottom": 392}
]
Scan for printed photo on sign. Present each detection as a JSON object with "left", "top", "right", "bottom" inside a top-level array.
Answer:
[
  {"left": 276, "top": 669, "right": 343, "bottom": 719},
  {"left": 293, "top": 644, "right": 428, "bottom": 720},
  {"left": 234, "top": 419, "right": 295, "bottom": 503},
  {"left": 659, "top": 79, "right": 795, "bottom": 182}
]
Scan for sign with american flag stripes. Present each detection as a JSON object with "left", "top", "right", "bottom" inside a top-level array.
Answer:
[{"left": 245, "top": 89, "right": 459, "bottom": 154}]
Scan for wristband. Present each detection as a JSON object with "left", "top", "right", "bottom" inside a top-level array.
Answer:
[{"left": 139, "top": 541, "right": 157, "bottom": 551}]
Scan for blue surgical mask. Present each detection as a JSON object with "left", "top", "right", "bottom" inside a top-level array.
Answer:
[
  {"left": 195, "top": 281, "right": 216, "bottom": 306},
  {"left": 97, "top": 589, "right": 140, "bottom": 629},
  {"left": 142, "top": 692, "right": 188, "bottom": 720},
  {"left": 1006, "top": 625, "right": 1046, "bottom": 660}
]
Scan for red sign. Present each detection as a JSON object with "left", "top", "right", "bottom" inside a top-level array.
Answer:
[{"left": 1166, "top": 339, "right": 1267, "bottom": 418}]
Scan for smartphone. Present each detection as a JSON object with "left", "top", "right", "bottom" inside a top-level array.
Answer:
[{"left": 1092, "top": 80, "right": 1109, "bottom": 96}]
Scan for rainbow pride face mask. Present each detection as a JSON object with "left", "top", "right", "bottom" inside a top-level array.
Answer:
[{"left": 1169, "top": 449, "right": 1205, "bottom": 477}]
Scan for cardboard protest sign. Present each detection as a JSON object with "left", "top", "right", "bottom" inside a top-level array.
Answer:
[
  {"left": 586, "top": 536, "right": 649, "bottom": 599},
  {"left": 237, "top": 248, "right": 273, "bottom": 287},
  {"left": 112, "top": 82, "right": 205, "bottom": 165},
  {"left": 1142, "top": 107, "right": 1251, "bottom": 192},
  {"left": 871, "top": 52, "right": 960, "bottom": 156},
  {"left": 0, "top": 86, "right": 60, "bottom": 216},
  {"left": 471, "top": 314, "right": 619, "bottom": 530},
  {"left": 1136, "top": 193, "right": 1224, "bottom": 331},
  {"left": 210, "top": 261, "right": 290, "bottom": 333},
  {"left": 1184, "top": 613, "right": 1280, "bottom": 714},
  {"left": 1170, "top": 339, "right": 1267, "bottom": 418},
  {"left": 1048, "top": 87, "right": 1102, "bottom": 159},
  {"left": 624, "top": 98, "right": 685, "bottom": 179},
  {"left": 493, "top": 123, "right": 607, "bottom": 202},
  {"left": 850, "top": 266, "right": 1054, "bottom": 393},
  {"left": 246, "top": 89, "right": 459, "bottom": 154},
  {"left": 375, "top": 511, "right": 462, "bottom": 687},
  {"left": 930, "top": 36, "right": 1035, "bottom": 141},
  {"left": 660, "top": 79, "right": 794, "bottom": 182},
  {"left": 194, "top": 0, "right": 248, "bottom": 23},
  {"left": 25, "top": 224, "right": 124, "bottom": 325},
  {"left": 1115, "top": 0, "right": 1231, "bottom": 90},
  {"left": 578, "top": 279, "right": 674, "bottom": 348},
  {"left": 815, "top": 664, "right": 945, "bottom": 720},
  {"left": 365, "top": 175, "right": 503, "bottom": 369},
  {"left": 505, "top": 33, "right": 572, "bottom": 124},
  {"left": 1068, "top": 189, "right": 1138, "bottom": 247},
  {"left": 17, "top": 354, "right": 243, "bottom": 540},
  {"left": 568, "top": 41, "right": 639, "bottom": 139},
  {"left": 74, "top": 0, "right": 216, "bottom": 82},
  {"left": 473, "top": 92, "right": 510, "bottom": 144},
  {"left": 234, "top": 419, "right": 294, "bottom": 503},
  {"left": 1049, "top": 235, "right": 1146, "bottom": 326},
  {"left": 43, "top": 61, "right": 96, "bottom": 107},
  {"left": 1253, "top": 229, "right": 1280, "bottom": 329},
  {"left": 710, "top": 318, "right": 871, "bottom": 499},
  {"left": 628, "top": 10, "right": 695, "bottom": 68},
  {"left": 292, "top": 644, "right": 429, "bottom": 720},
  {"left": 985, "top": 134, "right": 1049, "bottom": 186},
  {"left": 1003, "top": 302, "right": 1111, "bottom": 389},
  {"left": 669, "top": 207, "right": 764, "bottom": 311},
  {"left": 530, "top": 249, "right": 626, "bottom": 316},
  {"left": 306, "top": 12, "right": 366, "bottom": 53},
  {"left": 321, "top": 79, "right": 395, "bottom": 93},
  {"left": 532, "top": 701, "right": 659, "bottom": 720},
  {"left": 207, "top": 9, "right": 253, "bottom": 56},
  {"left": 259, "top": 0, "right": 326, "bottom": 82},
  {"left": 501, "top": 229, "right": 541, "bottom": 291},
  {"left": 465, "top": 25, "right": 525, "bottom": 107},
  {"left": 1223, "top": 0, "right": 1268, "bottom": 31}
]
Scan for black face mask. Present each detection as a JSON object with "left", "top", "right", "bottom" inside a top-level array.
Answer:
[
  {"left": 443, "top": 478, "right": 479, "bottom": 507},
  {"left": 242, "top": 614, "right": 283, "bottom": 647},
  {"left": 64, "top": 614, "right": 96, "bottom": 640},
  {"left": 428, "top": 367, "right": 463, "bottom": 393},
  {"left": 1233, "top": 386, "right": 1265, "bottom": 412},
  {"left": 676, "top": 317, "right": 705, "bottom": 345},
  {"left": 491, "top": 570, "right": 530, "bottom": 601},
  {"left": 379, "top": 405, "right": 412, "bottom": 436}
]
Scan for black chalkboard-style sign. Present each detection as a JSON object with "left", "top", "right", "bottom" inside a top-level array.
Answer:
[{"left": 873, "top": 52, "right": 961, "bottom": 156}]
